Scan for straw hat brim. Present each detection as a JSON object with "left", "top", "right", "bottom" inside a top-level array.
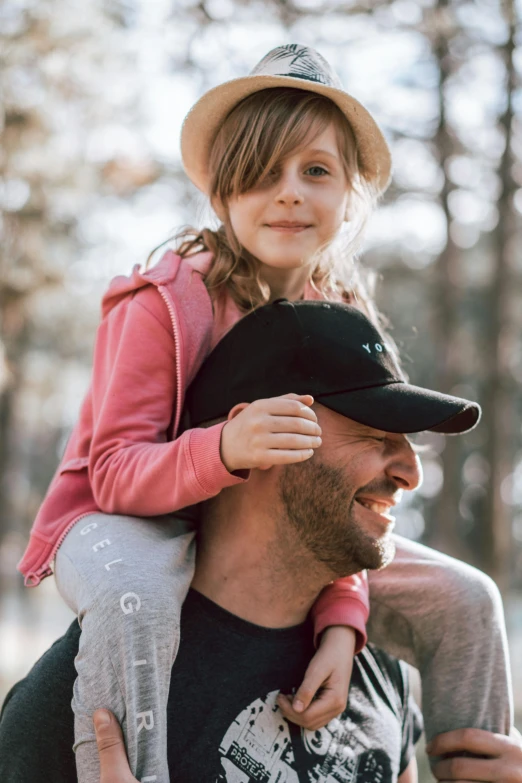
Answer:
[{"left": 181, "top": 73, "right": 392, "bottom": 196}]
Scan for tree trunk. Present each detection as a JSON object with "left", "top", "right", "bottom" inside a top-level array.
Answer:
[
  {"left": 429, "top": 0, "right": 469, "bottom": 561},
  {"left": 479, "top": 0, "right": 516, "bottom": 591}
]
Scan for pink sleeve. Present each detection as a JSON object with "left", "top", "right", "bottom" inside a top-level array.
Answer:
[
  {"left": 311, "top": 572, "right": 369, "bottom": 653},
  {"left": 88, "top": 287, "right": 247, "bottom": 516}
]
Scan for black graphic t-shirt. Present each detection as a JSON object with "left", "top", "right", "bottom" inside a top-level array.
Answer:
[{"left": 0, "top": 590, "right": 422, "bottom": 783}]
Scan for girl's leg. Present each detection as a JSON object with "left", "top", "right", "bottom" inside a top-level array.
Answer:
[
  {"left": 55, "top": 512, "right": 196, "bottom": 783},
  {"left": 367, "top": 534, "right": 513, "bottom": 742}
]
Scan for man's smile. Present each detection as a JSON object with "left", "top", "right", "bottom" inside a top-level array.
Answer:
[{"left": 354, "top": 495, "right": 397, "bottom": 527}]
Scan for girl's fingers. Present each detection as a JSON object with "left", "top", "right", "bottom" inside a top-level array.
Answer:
[
  {"left": 277, "top": 654, "right": 346, "bottom": 731},
  {"left": 277, "top": 693, "right": 342, "bottom": 731},
  {"left": 300, "top": 687, "right": 347, "bottom": 723},
  {"left": 280, "top": 393, "right": 314, "bottom": 406},
  {"left": 277, "top": 694, "right": 305, "bottom": 724},
  {"left": 258, "top": 449, "right": 315, "bottom": 466},
  {"left": 265, "top": 415, "right": 321, "bottom": 436},
  {"left": 277, "top": 694, "right": 318, "bottom": 728},
  {"left": 293, "top": 660, "right": 331, "bottom": 713},
  {"left": 259, "top": 397, "right": 318, "bottom": 422},
  {"left": 266, "top": 433, "right": 322, "bottom": 451}
]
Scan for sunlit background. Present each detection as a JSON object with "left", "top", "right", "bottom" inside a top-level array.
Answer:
[{"left": 1, "top": 0, "right": 521, "bottom": 779}]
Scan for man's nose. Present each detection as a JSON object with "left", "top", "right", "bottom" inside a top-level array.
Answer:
[
  {"left": 387, "top": 439, "right": 423, "bottom": 492},
  {"left": 274, "top": 169, "right": 304, "bottom": 205}
]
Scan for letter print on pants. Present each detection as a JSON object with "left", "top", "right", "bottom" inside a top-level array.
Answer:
[{"left": 55, "top": 512, "right": 196, "bottom": 783}]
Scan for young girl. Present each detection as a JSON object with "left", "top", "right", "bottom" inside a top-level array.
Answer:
[{"left": 18, "top": 44, "right": 512, "bottom": 783}]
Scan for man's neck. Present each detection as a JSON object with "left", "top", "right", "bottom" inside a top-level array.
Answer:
[{"left": 191, "top": 482, "right": 334, "bottom": 628}]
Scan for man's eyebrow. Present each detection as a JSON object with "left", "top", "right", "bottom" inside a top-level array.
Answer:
[{"left": 353, "top": 423, "right": 385, "bottom": 437}]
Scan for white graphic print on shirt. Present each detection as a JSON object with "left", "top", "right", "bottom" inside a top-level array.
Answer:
[{"left": 216, "top": 690, "right": 393, "bottom": 783}]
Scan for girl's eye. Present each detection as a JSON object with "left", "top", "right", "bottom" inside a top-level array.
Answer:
[{"left": 306, "top": 165, "right": 329, "bottom": 177}]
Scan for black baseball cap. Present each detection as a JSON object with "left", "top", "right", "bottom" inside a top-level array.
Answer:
[{"left": 186, "top": 299, "right": 481, "bottom": 435}]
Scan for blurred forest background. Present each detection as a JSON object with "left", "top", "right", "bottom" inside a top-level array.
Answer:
[{"left": 1, "top": 0, "right": 521, "bottom": 774}]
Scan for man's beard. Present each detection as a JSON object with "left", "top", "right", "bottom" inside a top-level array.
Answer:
[{"left": 279, "top": 458, "right": 396, "bottom": 578}]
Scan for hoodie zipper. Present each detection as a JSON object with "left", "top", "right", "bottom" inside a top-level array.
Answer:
[
  {"left": 25, "top": 276, "right": 184, "bottom": 587},
  {"left": 157, "top": 284, "right": 184, "bottom": 435},
  {"left": 24, "top": 511, "right": 97, "bottom": 586}
]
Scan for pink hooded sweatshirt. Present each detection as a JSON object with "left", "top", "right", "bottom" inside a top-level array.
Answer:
[{"left": 18, "top": 251, "right": 369, "bottom": 649}]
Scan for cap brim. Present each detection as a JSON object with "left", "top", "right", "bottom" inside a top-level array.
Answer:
[{"left": 316, "top": 381, "right": 481, "bottom": 435}]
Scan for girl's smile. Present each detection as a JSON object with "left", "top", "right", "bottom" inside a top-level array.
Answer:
[{"left": 265, "top": 222, "right": 311, "bottom": 232}]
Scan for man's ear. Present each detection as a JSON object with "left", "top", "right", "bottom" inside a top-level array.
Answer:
[{"left": 227, "top": 402, "right": 249, "bottom": 421}]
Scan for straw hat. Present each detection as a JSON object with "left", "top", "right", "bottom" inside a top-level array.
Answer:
[{"left": 181, "top": 43, "right": 392, "bottom": 196}]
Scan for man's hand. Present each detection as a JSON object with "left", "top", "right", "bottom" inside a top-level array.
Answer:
[
  {"left": 427, "top": 727, "right": 522, "bottom": 782},
  {"left": 94, "top": 709, "right": 138, "bottom": 783}
]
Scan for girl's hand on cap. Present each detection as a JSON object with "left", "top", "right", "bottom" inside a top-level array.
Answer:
[{"left": 220, "top": 393, "right": 322, "bottom": 473}]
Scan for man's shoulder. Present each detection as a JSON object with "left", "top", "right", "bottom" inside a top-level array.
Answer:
[
  {"left": 0, "top": 621, "right": 80, "bottom": 782},
  {"left": 3, "top": 620, "right": 79, "bottom": 700},
  {"left": 1, "top": 619, "right": 80, "bottom": 719}
]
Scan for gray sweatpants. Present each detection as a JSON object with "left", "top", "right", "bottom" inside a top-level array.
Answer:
[
  {"left": 55, "top": 513, "right": 196, "bottom": 783},
  {"left": 55, "top": 512, "right": 513, "bottom": 783}
]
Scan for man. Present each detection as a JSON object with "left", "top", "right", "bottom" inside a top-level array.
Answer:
[{"left": 0, "top": 300, "right": 519, "bottom": 782}]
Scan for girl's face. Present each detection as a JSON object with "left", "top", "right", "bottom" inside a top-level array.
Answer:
[{"left": 227, "top": 123, "right": 350, "bottom": 281}]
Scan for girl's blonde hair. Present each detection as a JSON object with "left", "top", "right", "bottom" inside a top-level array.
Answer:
[{"left": 150, "top": 87, "right": 387, "bottom": 331}]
